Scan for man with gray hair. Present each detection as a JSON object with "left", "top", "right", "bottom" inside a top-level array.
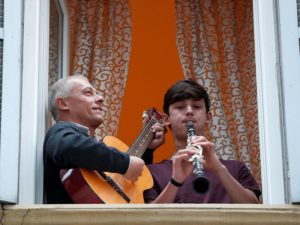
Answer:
[{"left": 44, "top": 75, "right": 165, "bottom": 203}]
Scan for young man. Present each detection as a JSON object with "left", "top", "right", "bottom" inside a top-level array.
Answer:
[
  {"left": 143, "top": 79, "right": 261, "bottom": 203},
  {"left": 44, "top": 75, "right": 164, "bottom": 203}
]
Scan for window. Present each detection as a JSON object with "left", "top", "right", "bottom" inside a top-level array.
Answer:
[{"left": 0, "top": 0, "right": 296, "bottom": 205}]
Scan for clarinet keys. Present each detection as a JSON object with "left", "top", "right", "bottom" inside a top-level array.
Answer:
[{"left": 186, "top": 121, "right": 210, "bottom": 194}]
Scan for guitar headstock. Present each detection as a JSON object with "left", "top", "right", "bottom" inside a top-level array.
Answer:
[{"left": 143, "top": 107, "right": 164, "bottom": 125}]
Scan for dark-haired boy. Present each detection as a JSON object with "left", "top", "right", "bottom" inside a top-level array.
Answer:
[{"left": 143, "top": 79, "right": 261, "bottom": 203}]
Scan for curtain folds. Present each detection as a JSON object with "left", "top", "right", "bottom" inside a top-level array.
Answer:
[
  {"left": 67, "top": 0, "right": 132, "bottom": 138},
  {"left": 175, "top": 0, "right": 261, "bottom": 185}
]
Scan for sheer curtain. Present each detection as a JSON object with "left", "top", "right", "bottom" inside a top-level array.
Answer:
[
  {"left": 175, "top": 0, "right": 260, "bottom": 185},
  {"left": 67, "top": 0, "right": 132, "bottom": 138}
]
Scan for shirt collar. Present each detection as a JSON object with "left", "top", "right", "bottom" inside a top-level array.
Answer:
[{"left": 58, "top": 121, "right": 90, "bottom": 134}]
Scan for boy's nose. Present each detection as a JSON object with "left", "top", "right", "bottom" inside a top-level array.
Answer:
[{"left": 186, "top": 105, "right": 193, "bottom": 115}]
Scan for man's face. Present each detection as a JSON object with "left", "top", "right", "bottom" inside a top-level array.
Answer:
[
  {"left": 166, "top": 98, "right": 211, "bottom": 139},
  {"left": 62, "top": 78, "right": 104, "bottom": 129}
]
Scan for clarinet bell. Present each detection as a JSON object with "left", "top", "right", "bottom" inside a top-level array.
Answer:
[{"left": 193, "top": 175, "right": 210, "bottom": 194}]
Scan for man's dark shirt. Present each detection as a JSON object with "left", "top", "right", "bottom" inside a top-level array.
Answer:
[{"left": 43, "top": 121, "right": 154, "bottom": 203}]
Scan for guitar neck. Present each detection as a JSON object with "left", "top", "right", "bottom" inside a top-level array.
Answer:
[{"left": 127, "top": 118, "right": 158, "bottom": 158}]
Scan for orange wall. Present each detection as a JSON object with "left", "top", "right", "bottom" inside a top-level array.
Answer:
[{"left": 117, "top": 0, "right": 184, "bottom": 162}]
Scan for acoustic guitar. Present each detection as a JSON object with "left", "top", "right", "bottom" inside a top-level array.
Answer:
[{"left": 60, "top": 108, "right": 164, "bottom": 203}]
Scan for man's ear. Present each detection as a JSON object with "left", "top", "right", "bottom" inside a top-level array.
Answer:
[
  {"left": 56, "top": 97, "right": 69, "bottom": 111},
  {"left": 206, "top": 111, "right": 212, "bottom": 124}
]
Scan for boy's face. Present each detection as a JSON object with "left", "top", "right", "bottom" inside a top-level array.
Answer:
[{"left": 166, "top": 98, "right": 211, "bottom": 139}]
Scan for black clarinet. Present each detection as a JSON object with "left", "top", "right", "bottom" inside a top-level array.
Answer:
[{"left": 186, "top": 121, "right": 210, "bottom": 194}]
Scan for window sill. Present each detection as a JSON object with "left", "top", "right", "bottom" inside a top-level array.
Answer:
[{"left": 1, "top": 204, "right": 300, "bottom": 225}]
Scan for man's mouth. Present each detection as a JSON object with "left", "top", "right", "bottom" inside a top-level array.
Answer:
[{"left": 93, "top": 107, "right": 102, "bottom": 112}]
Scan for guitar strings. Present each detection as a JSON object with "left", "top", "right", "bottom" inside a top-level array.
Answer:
[{"left": 128, "top": 118, "right": 157, "bottom": 157}]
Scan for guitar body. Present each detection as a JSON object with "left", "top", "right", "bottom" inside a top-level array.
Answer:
[{"left": 61, "top": 136, "right": 154, "bottom": 204}]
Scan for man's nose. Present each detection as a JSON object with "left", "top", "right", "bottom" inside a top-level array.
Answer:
[{"left": 95, "top": 94, "right": 104, "bottom": 103}]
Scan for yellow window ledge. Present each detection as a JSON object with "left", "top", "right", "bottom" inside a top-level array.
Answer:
[{"left": 1, "top": 204, "right": 300, "bottom": 225}]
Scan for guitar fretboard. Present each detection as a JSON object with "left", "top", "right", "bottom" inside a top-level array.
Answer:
[{"left": 127, "top": 117, "right": 159, "bottom": 158}]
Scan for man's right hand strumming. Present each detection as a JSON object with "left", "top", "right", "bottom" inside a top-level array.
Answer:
[{"left": 124, "top": 156, "right": 145, "bottom": 181}]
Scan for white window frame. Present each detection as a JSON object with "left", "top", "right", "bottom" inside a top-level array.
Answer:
[
  {"left": 254, "top": 0, "right": 300, "bottom": 204},
  {"left": 58, "top": 0, "right": 69, "bottom": 78},
  {"left": 18, "top": 0, "right": 68, "bottom": 204},
  {"left": 18, "top": 0, "right": 50, "bottom": 204},
  {"left": 0, "top": 0, "right": 22, "bottom": 203},
  {"left": 253, "top": 0, "right": 286, "bottom": 204},
  {"left": 277, "top": 0, "right": 300, "bottom": 203}
]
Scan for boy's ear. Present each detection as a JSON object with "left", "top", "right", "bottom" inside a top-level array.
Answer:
[
  {"left": 206, "top": 111, "right": 212, "bottom": 124},
  {"left": 162, "top": 113, "right": 170, "bottom": 126},
  {"left": 56, "top": 97, "right": 69, "bottom": 111}
]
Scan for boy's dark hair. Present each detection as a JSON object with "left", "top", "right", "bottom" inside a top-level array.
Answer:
[{"left": 163, "top": 79, "right": 211, "bottom": 115}]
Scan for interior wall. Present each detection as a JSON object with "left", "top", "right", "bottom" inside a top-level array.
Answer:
[{"left": 117, "top": 0, "right": 184, "bottom": 162}]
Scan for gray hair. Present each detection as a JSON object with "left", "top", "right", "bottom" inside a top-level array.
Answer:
[{"left": 49, "top": 75, "right": 88, "bottom": 121}]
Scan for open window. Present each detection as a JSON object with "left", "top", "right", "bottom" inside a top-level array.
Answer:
[
  {"left": 2, "top": 0, "right": 297, "bottom": 205},
  {"left": 58, "top": 0, "right": 264, "bottom": 203}
]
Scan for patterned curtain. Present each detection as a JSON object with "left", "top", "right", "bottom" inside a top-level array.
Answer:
[
  {"left": 67, "top": 0, "right": 132, "bottom": 139},
  {"left": 49, "top": 1, "right": 60, "bottom": 87},
  {"left": 175, "top": 0, "right": 261, "bottom": 185}
]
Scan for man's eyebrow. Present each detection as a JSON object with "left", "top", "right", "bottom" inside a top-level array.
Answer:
[{"left": 82, "top": 86, "right": 97, "bottom": 93}]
